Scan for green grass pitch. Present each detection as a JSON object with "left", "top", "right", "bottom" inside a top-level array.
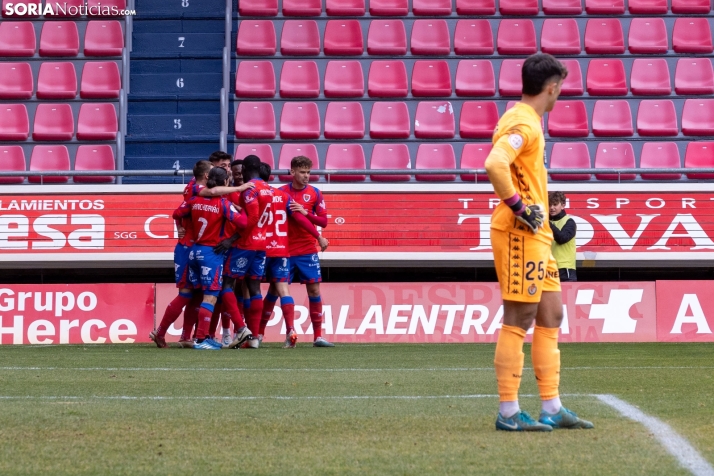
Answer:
[{"left": 0, "top": 342, "right": 712, "bottom": 475}]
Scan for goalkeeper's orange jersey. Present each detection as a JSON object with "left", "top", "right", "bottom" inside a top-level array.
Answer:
[{"left": 488, "top": 102, "right": 553, "bottom": 245}]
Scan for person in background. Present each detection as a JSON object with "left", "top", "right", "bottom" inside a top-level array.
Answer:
[{"left": 548, "top": 191, "right": 577, "bottom": 282}]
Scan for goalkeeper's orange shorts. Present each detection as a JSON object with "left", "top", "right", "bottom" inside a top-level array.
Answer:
[{"left": 491, "top": 229, "right": 561, "bottom": 303}]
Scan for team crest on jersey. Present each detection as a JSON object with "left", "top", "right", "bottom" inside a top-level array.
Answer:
[
  {"left": 237, "top": 257, "right": 248, "bottom": 269},
  {"left": 528, "top": 284, "right": 537, "bottom": 296},
  {"left": 508, "top": 134, "right": 524, "bottom": 150},
  {"left": 244, "top": 193, "right": 255, "bottom": 203},
  {"left": 303, "top": 194, "right": 311, "bottom": 202},
  {"left": 201, "top": 266, "right": 212, "bottom": 276}
]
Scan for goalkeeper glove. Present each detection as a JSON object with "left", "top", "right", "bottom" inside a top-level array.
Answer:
[{"left": 506, "top": 196, "right": 545, "bottom": 234}]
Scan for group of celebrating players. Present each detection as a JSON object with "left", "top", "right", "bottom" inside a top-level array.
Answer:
[{"left": 149, "top": 152, "right": 334, "bottom": 350}]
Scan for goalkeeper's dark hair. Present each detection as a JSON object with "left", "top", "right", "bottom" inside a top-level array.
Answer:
[
  {"left": 549, "top": 191, "right": 567, "bottom": 206},
  {"left": 206, "top": 167, "right": 229, "bottom": 189},
  {"left": 259, "top": 162, "right": 271, "bottom": 181},
  {"left": 193, "top": 160, "right": 212, "bottom": 179},
  {"left": 208, "top": 151, "right": 232, "bottom": 163},
  {"left": 522, "top": 54, "right": 568, "bottom": 96}
]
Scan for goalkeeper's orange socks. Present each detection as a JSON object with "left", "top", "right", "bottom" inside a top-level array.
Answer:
[
  {"left": 532, "top": 326, "right": 562, "bottom": 413},
  {"left": 494, "top": 324, "right": 526, "bottom": 417}
]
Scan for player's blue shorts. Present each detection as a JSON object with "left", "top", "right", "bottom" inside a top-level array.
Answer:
[
  {"left": 188, "top": 244, "right": 225, "bottom": 292},
  {"left": 224, "top": 248, "right": 266, "bottom": 280},
  {"left": 289, "top": 253, "right": 322, "bottom": 284},
  {"left": 174, "top": 243, "right": 192, "bottom": 289},
  {"left": 265, "top": 256, "right": 290, "bottom": 283}
]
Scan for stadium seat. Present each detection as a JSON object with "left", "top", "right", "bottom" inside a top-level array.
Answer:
[
  {"left": 413, "top": 0, "right": 452, "bottom": 14},
  {"left": 415, "top": 101, "right": 455, "bottom": 139},
  {"left": 281, "top": 21, "right": 320, "bottom": 56},
  {"left": 369, "top": 101, "right": 410, "bottom": 138},
  {"left": 456, "top": 0, "right": 496, "bottom": 14},
  {"left": 672, "top": 0, "right": 711, "bottom": 13},
  {"left": 324, "top": 102, "right": 365, "bottom": 139},
  {"left": 455, "top": 60, "right": 496, "bottom": 97},
  {"left": 592, "top": 100, "right": 633, "bottom": 137},
  {"left": 84, "top": 21, "right": 124, "bottom": 57},
  {"left": 235, "top": 102, "right": 276, "bottom": 139},
  {"left": 280, "top": 102, "right": 321, "bottom": 139},
  {"left": 278, "top": 144, "right": 320, "bottom": 181},
  {"left": 628, "top": 0, "right": 667, "bottom": 13},
  {"left": 2, "top": 0, "right": 41, "bottom": 17},
  {"left": 33, "top": 104, "right": 74, "bottom": 141},
  {"left": 326, "top": 0, "right": 366, "bottom": 15},
  {"left": 368, "top": 61, "right": 408, "bottom": 97},
  {"left": 367, "top": 20, "right": 407, "bottom": 55},
  {"left": 239, "top": 0, "right": 279, "bottom": 16},
  {"left": 324, "top": 20, "right": 363, "bottom": 56},
  {"left": 672, "top": 18, "right": 713, "bottom": 54},
  {"left": 549, "top": 143, "right": 592, "bottom": 181},
  {"left": 37, "top": 62, "right": 77, "bottom": 99},
  {"left": 459, "top": 101, "right": 498, "bottom": 138},
  {"left": 283, "top": 0, "right": 322, "bottom": 16},
  {"left": 630, "top": 59, "right": 671, "bottom": 96},
  {"left": 235, "top": 144, "right": 275, "bottom": 169},
  {"left": 370, "top": 144, "right": 411, "bottom": 182},
  {"left": 595, "top": 142, "right": 636, "bottom": 180},
  {"left": 0, "top": 146, "right": 25, "bottom": 184},
  {"left": 415, "top": 144, "right": 456, "bottom": 182},
  {"left": 497, "top": 20, "right": 537, "bottom": 55},
  {"left": 411, "top": 20, "right": 451, "bottom": 56},
  {"left": 628, "top": 18, "right": 668, "bottom": 54},
  {"left": 235, "top": 61, "right": 276, "bottom": 98},
  {"left": 279, "top": 61, "right": 320, "bottom": 98},
  {"left": 586, "top": 60, "right": 627, "bottom": 96},
  {"left": 454, "top": 20, "right": 494, "bottom": 55},
  {"left": 540, "top": 19, "right": 581, "bottom": 55},
  {"left": 370, "top": 0, "right": 409, "bottom": 16},
  {"left": 73, "top": 145, "right": 115, "bottom": 183},
  {"left": 236, "top": 21, "right": 276, "bottom": 56},
  {"left": 542, "top": 0, "right": 583, "bottom": 13},
  {"left": 584, "top": 19, "right": 625, "bottom": 54},
  {"left": 39, "top": 22, "right": 79, "bottom": 57},
  {"left": 682, "top": 99, "right": 714, "bottom": 136},
  {"left": 0, "top": 22, "right": 35, "bottom": 56},
  {"left": 460, "top": 143, "right": 491, "bottom": 182},
  {"left": 684, "top": 142, "right": 714, "bottom": 179},
  {"left": 0, "top": 63, "right": 33, "bottom": 99},
  {"left": 77, "top": 103, "right": 118, "bottom": 140},
  {"left": 87, "top": 0, "right": 126, "bottom": 16},
  {"left": 0, "top": 104, "right": 28, "bottom": 141},
  {"left": 29, "top": 145, "right": 70, "bottom": 184},
  {"left": 80, "top": 61, "right": 121, "bottom": 99},
  {"left": 640, "top": 142, "right": 682, "bottom": 180},
  {"left": 500, "top": 0, "right": 538, "bottom": 14},
  {"left": 675, "top": 58, "right": 714, "bottom": 95},
  {"left": 325, "top": 144, "right": 366, "bottom": 181},
  {"left": 585, "top": 0, "right": 625, "bottom": 13},
  {"left": 559, "top": 59, "right": 584, "bottom": 96},
  {"left": 547, "top": 101, "right": 588, "bottom": 137},
  {"left": 636, "top": 100, "right": 678, "bottom": 137},
  {"left": 499, "top": 59, "right": 523, "bottom": 97},
  {"left": 324, "top": 61, "right": 364, "bottom": 97},
  {"left": 412, "top": 61, "right": 451, "bottom": 97}
]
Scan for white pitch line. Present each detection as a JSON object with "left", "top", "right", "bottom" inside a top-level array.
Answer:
[
  {"left": 0, "top": 394, "right": 509, "bottom": 401},
  {"left": 596, "top": 394, "right": 714, "bottom": 476},
  {"left": 0, "top": 366, "right": 712, "bottom": 372}
]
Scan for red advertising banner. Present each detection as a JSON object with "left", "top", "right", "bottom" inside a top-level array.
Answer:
[
  {"left": 0, "top": 284, "right": 154, "bottom": 345},
  {"left": 656, "top": 281, "right": 714, "bottom": 342}
]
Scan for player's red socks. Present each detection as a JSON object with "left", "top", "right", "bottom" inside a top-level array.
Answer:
[
  {"left": 181, "top": 293, "right": 202, "bottom": 340},
  {"left": 156, "top": 292, "right": 192, "bottom": 338},
  {"left": 247, "top": 295, "right": 263, "bottom": 335},
  {"left": 208, "top": 302, "right": 222, "bottom": 338},
  {"left": 195, "top": 302, "right": 215, "bottom": 340},
  {"left": 220, "top": 289, "right": 246, "bottom": 329},
  {"left": 260, "top": 293, "right": 279, "bottom": 335},
  {"left": 281, "top": 296, "right": 295, "bottom": 332},
  {"left": 308, "top": 296, "right": 323, "bottom": 340}
]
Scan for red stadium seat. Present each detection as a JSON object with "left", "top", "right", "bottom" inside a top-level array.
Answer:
[
  {"left": 497, "top": 20, "right": 537, "bottom": 55},
  {"left": 324, "top": 61, "right": 364, "bottom": 98},
  {"left": 236, "top": 61, "right": 275, "bottom": 98},
  {"left": 559, "top": 59, "right": 584, "bottom": 96},
  {"left": 368, "top": 61, "right": 408, "bottom": 97},
  {"left": 628, "top": 18, "right": 668, "bottom": 54},
  {"left": 370, "top": 144, "right": 411, "bottom": 182},
  {"left": 454, "top": 20, "right": 494, "bottom": 55},
  {"left": 456, "top": 0, "right": 495, "bottom": 14},
  {"left": 459, "top": 101, "right": 498, "bottom": 138},
  {"left": 80, "top": 61, "right": 121, "bottom": 99},
  {"left": 87, "top": 0, "right": 126, "bottom": 16},
  {"left": 415, "top": 101, "right": 455, "bottom": 139},
  {"left": 369, "top": 101, "right": 410, "bottom": 138},
  {"left": 29, "top": 145, "right": 70, "bottom": 184},
  {"left": 324, "top": 20, "right": 363, "bottom": 56},
  {"left": 0, "top": 104, "right": 28, "bottom": 141},
  {"left": 237, "top": 21, "right": 276, "bottom": 56},
  {"left": 547, "top": 101, "right": 588, "bottom": 138},
  {"left": 685, "top": 142, "right": 714, "bottom": 179},
  {"left": 0, "top": 146, "right": 25, "bottom": 184},
  {"left": 278, "top": 144, "right": 320, "bottom": 181},
  {"left": 500, "top": 0, "right": 538, "bottom": 14},
  {"left": 595, "top": 142, "right": 636, "bottom": 180},
  {"left": 33, "top": 104, "right": 74, "bottom": 141},
  {"left": 675, "top": 58, "right": 714, "bottom": 95},
  {"left": 411, "top": 60, "right": 451, "bottom": 97},
  {"left": 84, "top": 21, "right": 124, "bottom": 57},
  {"left": 280, "top": 102, "right": 321, "bottom": 139},
  {"left": 636, "top": 100, "right": 678, "bottom": 137},
  {"left": 283, "top": 0, "right": 322, "bottom": 16},
  {"left": 673, "top": 19, "right": 713, "bottom": 54},
  {"left": 592, "top": 100, "right": 633, "bottom": 137},
  {"left": 586, "top": 60, "right": 627, "bottom": 96},
  {"left": 40, "top": 21, "right": 79, "bottom": 57},
  {"left": 370, "top": 0, "right": 408, "bottom": 15},
  {"left": 542, "top": 0, "right": 583, "bottom": 14},
  {"left": 411, "top": 20, "right": 451, "bottom": 56},
  {"left": 0, "top": 63, "right": 33, "bottom": 99},
  {"left": 682, "top": 99, "right": 714, "bottom": 136},
  {"left": 0, "top": 22, "right": 35, "bottom": 57},
  {"left": 585, "top": 0, "right": 625, "bottom": 13},
  {"left": 73, "top": 145, "right": 115, "bottom": 183},
  {"left": 549, "top": 143, "right": 592, "bottom": 181},
  {"left": 672, "top": 0, "right": 711, "bottom": 13},
  {"left": 367, "top": 20, "right": 407, "bottom": 55},
  {"left": 630, "top": 59, "right": 671, "bottom": 96},
  {"left": 324, "top": 102, "right": 365, "bottom": 139},
  {"left": 279, "top": 61, "right": 320, "bottom": 98},
  {"left": 640, "top": 142, "right": 682, "bottom": 180},
  {"left": 235, "top": 102, "right": 276, "bottom": 139},
  {"left": 455, "top": 60, "right": 495, "bottom": 97},
  {"left": 281, "top": 21, "right": 320, "bottom": 56},
  {"left": 37, "top": 62, "right": 77, "bottom": 99},
  {"left": 584, "top": 19, "right": 625, "bottom": 54},
  {"left": 77, "top": 103, "right": 117, "bottom": 140},
  {"left": 239, "top": 0, "right": 278, "bottom": 16},
  {"left": 325, "top": 144, "right": 366, "bottom": 182},
  {"left": 235, "top": 144, "right": 275, "bottom": 168},
  {"left": 628, "top": 0, "right": 667, "bottom": 13},
  {"left": 499, "top": 59, "right": 523, "bottom": 97},
  {"left": 413, "top": 0, "right": 452, "bottom": 14},
  {"left": 415, "top": 144, "right": 456, "bottom": 182},
  {"left": 540, "top": 19, "right": 581, "bottom": 55},
  {"left": 460, "top": 143, "right": 491, "bottom": 182},
  {"left": 326, "top": 0, "right": 366, "bottom": 15}
]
